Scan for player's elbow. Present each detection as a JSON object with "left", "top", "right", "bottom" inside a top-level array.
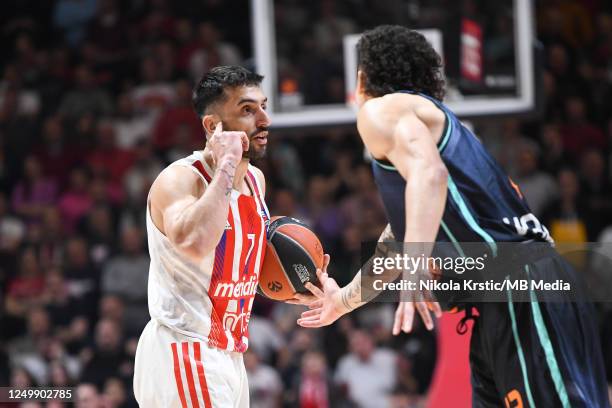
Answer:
[
  {"left": 170, "top": 230, "right": 212, "bottom": 260},
  {"left": 426, "top": 162, "right": 448, "bottom": 187}
]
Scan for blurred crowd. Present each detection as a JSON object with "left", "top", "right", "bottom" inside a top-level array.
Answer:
[{"left": 0, "top": 0, "right": 611, "bottom": 407}]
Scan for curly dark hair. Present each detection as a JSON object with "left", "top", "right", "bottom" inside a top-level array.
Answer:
[
  {"left": 357, "top": 25, "right": 445, "bottom": 100},
  {"left": 192, "top": 66, "right": 263, "bottom": 118}
]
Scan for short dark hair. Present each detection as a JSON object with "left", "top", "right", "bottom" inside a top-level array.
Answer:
[
  {"left": 192, "top": 66, "right": 263, "bottom": 118},
  {"left": 357, "top": 25, "right": 445, "bottom": 100}
]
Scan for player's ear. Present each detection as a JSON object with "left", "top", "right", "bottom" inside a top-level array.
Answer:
[
  {"left": 357, "top": 70, "right": 366, "bottom": 90},
  {"left": 355, "top": 70, "right": 367, "bottom": 106},
  {"left": 202, "top": 114, "right": 219, "bottom": 139}
]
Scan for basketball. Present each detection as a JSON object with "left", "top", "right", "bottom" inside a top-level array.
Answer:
[{"left": 258, "top": 216, "right": 325, "bottom": 301}]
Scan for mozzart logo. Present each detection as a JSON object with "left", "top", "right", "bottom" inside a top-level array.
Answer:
[{"left": 213, "top": 275, "right": 258, "bottom": 298}]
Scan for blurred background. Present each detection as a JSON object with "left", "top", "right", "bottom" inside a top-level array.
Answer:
[{"left": 0, "top": 0, "right": 611, "bottom": 407}]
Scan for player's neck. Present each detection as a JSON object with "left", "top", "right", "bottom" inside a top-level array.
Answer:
[{"left": 233, "top": 159, "right": 250, "bottom": 189}]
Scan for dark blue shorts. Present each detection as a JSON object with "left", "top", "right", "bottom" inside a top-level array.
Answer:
[{"left": 469, "top": 255, "right": 610, "bottom": 408}]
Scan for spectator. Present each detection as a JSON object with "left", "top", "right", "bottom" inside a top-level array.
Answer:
[
  {"left": 81, "top": 319, "right": 128, "bottom": 388},
  {"left": 111, "top": 93, "right": 156, "bottom": 150},
  {"left": 87, "top": 121, "right": 135, "bottom": 183},
  {"left": 5, "top": 247, "right": 45, "bottom": 319},
  {"left": 42, "top": 268, "right": 85, "bottom": 330},
  {"left": 271, "top": 189, "right": 310, "bottom": 223},
  {"left": 334, "top": 329, "right": 397, "bottom": 408},
  {"left": 542, "top": 169, "right": 589, "bottom": 243},
  {"left": 58, "top": 168, "right": 93, "bottom": 233},
  {"left": 186, "top": 22, "right": 242, "bottom": 83},
  {"left": 53, "top": 0, "right": 98, "bottom": 47},
  {"left": 579, "top": 149, "right": 612, "bottom": 238},
  {"left": 49, "top": 360, "right": 73, "bottom": 387},
  {"left": 101, "top": 227, "right": 149, "bottom": 332},
  {"left": 11, "top": 156, "right": 58, "bottom": 224},
  {"left": 103, "top": 377, "right": 130, "bottom": 408},
  {"left": 0, "top": 191, "right": 26, "bottom": 252},
  {"left": 514, "top": 140, "right": 558, "bottom": 218},
  {"left": 75, "top": 382, "right": 102, "bottom": 408},
  {"left": 129, "top": 56, "right": 176, "bottom": 116},
  {"left": 8, "top": 308, "right": 65, "bottom": 385},
  {"left": 34, "top": 115, "right": 82, "bottom": 188},
  {"left": 79, "top": 204, "right": 116, "bottom": 265},
  {"left": 560, "top": 95, "right": 606, "bottom": 160},
  {"left": 245, "top": 350, "right": 283, "bottom": 408},
  {"left": 85, "top": 0, "right": 129, "bottom": 66},
  {"left": 247, "top": 315, "right": 286, "bottom": 365},
  {"left": 540, "top": 123, "right": 571, "bottom": 173},
  {"left": 0, "top": 85, "right": 38, "bottom": 183},
  {"left": 123, "top": 140, "right": 164, "bottom": 208},
  {"left": 58, "top": 65, "right": 113, "bottom": 119},
  {"left": 38, "top": 208, "right": 66, "bottom": 268},
  {"left": 63, "top": 236, "right": 99, "bottom": 320},
  {"left": 297, "top": 351, "right": 332, "bottom": 408},
  {"left": 152, "top": 79, "right": 202, "bottom": 150}
]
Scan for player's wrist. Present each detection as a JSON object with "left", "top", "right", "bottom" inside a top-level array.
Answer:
[
  {"left": 334, "top": 288, "right": 352, "bottom": 315},
  {"left": 217, "top": 158, "right": 238, "bottom": 174}
]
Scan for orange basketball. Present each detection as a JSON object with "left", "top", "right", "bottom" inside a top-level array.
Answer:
[{"left": 258, "top": 216, "right": 325, "bottom": 301}]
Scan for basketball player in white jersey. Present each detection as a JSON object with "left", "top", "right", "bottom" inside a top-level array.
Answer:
[{"left": 134, "top": 66, "right": 301, "bottom": 407}]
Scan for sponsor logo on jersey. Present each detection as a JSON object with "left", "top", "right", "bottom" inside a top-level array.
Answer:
[
  {"left": 225, "top": 221, "right": 232, "bottom": 230},
  {"left": 213, "top": 275, "right": 258, "bottom": 298}
]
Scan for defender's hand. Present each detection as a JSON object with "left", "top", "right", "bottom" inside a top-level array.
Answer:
[
  {"left": 209, "top": 122, "right": 249, "bottom": 167},
  {"left": 392, "top": 291, "right": 442, "bottom": 335},
  {"left": 286, "top": 254, "right": 330, "bottom": 306},
  {"left": 297, "top": 255, "right": 348, "bottom": 328}
]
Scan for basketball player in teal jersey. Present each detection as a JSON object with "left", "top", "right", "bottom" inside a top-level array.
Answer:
[{"left": 298, "top": 26, "right": 610, "bottom": 407}]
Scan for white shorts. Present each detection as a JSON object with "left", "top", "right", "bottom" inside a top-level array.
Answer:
[{"left": 134, "top": 320, "right": 249, "bottom": 408}]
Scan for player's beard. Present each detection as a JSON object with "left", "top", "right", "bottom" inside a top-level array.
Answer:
[
  {"left": 243, "top": 126, "right": 268, "bottom": 161},
  {"left": 219, "top": 121, "right": 268, "bottom": 161}
]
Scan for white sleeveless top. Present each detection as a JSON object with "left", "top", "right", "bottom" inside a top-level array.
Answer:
[{"left": 146, "top": 151, "right": 270, "bottom": 352}]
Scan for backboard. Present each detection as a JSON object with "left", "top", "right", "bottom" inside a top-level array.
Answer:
[{"left": 252, "top": 0, "right": 536, "bottom": 127}]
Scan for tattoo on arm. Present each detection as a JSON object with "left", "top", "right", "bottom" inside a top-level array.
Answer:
[
  {"left": 341, "top": 279, "right": 365, "bottom": 311},
  {"left": 342, "top": 224, "right": 396, "bottom": 312},
  {"left": 379, "top": 223, "right": 395, "bottom": 242},
  {"left": 218, "top": 166, "right": 236, "bottom": 197}
]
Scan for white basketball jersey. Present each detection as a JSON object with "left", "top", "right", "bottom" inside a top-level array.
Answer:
[{"left": 146, "top": 151, "right": 270, "bottom": 352}]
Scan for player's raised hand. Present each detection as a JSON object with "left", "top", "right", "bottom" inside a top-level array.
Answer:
[{"left": 209, "top": 122, "right": 249, "bottom": 167}]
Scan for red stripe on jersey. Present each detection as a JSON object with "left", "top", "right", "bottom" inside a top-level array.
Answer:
[
  {"left": 171, "top": 343, "right": 188, "bottom": 408},
  {"left": 192, "top": 160, "right": 212, "bottom": 183},
  {"left": 247, "top": 170, "right": 269, "bottom": 222},
  {"left": 193, "top": 343, "right": 212, "bottom": 408},
  {"left": 247, "top": 171, "right": 261, "bottom": 197},
  {"left": 181, "top": 342, "right": 200, "bottom": 408}
]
